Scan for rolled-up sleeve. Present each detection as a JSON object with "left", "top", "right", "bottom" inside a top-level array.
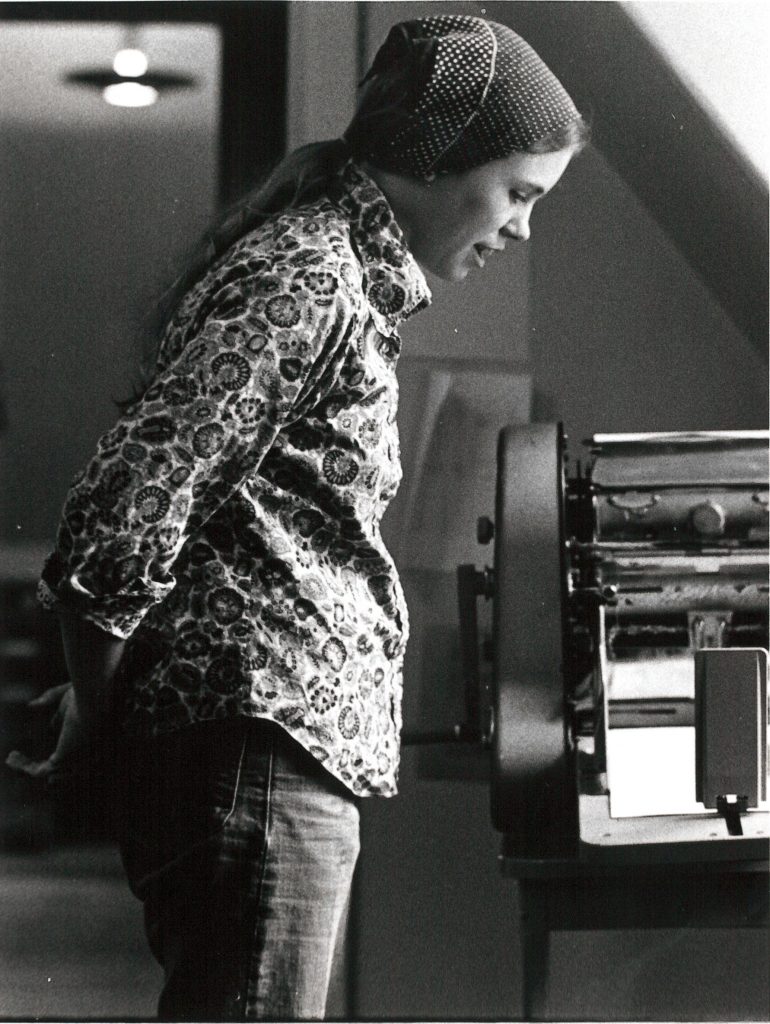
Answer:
[{"left": 40, "top": 241, "right": 359, "bottom": 638}]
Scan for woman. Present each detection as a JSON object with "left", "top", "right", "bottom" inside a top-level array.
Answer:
[{"left": 8, "top": 14, "right": 588, "bottom": 1021}]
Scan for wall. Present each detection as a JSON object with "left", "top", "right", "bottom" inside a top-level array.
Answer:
[
  {"left": 624, "top": 0, "right": 769, "bottom": 178},
  {"left": 286, "top": 1, "right": 359, "bottom": 151},
  {"left": 529, "top": 142, "right": 768, "bottom": 446},
  {"left": 288, "top": 2, "right": 768, "bottom": 1020},
  {"left": 0, "top": 124, "right": 218, "bottom": 548},
  {"left": 0, "top": 23, "right": 220, "bottom": 555}
]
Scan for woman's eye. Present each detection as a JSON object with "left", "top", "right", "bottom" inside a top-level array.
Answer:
[{"left": 510, "top": 190, "right": 526, "bottom": 203}]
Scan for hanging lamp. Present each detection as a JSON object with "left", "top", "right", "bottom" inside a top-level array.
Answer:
[{"left": 64, "top": 26, "right": 196, "bottom": 107}]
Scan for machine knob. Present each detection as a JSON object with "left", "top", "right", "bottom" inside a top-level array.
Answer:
[
  {"left": 476, "top": 516, "right": 495, "bottom": 545},
  {"left": 690, "top": 500, "right": 726, "bottom": 537}
]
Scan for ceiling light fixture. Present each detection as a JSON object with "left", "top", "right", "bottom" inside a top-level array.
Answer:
[
  {"left": 112, "top": 48, "right": 149, "bottom": 78},
  {"left": 64, "top": 26, "right": 196, "bottom": 108}
]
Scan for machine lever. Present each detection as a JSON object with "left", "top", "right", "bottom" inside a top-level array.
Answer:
[{"left": 716, "top": 795, "right": 748, "bottom": 836}]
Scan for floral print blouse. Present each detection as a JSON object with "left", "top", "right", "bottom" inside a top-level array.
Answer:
[{"left": 39, "top": 162, "right": 431, "bottom": 797}]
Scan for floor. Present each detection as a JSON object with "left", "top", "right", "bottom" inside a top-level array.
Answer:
[
  {"left": 0, "top": 836, "right": 350, "bottom": 1023},
  {"left": 0, "top": 842, "right": 161, "bottom": 1021},
  {"left": 2, "top": 834, "right": 766, "bottom": 1022}
]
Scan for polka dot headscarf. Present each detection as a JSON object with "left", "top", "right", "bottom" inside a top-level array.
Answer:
[{"left": 344, "top": 15, "right": 581, "bottom": 177}]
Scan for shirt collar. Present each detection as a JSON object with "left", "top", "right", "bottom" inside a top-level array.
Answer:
[{"left": 334, "top": 161, "right": 432, "bottom": 334}]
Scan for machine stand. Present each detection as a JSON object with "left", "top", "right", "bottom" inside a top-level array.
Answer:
[{"left": 509, "top": 861, "right": 769, "bottom": 1021}]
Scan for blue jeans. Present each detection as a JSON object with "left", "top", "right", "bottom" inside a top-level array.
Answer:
[{"left": 117, "top": 717, "right": 360, "bottom": 1021}]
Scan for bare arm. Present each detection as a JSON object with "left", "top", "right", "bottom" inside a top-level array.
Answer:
[
  {"left": 58, "top": 610, "right": 126, "bottom": 729},
  {"left": 5, "top": 611, "right": 125, "bottom": 778}
]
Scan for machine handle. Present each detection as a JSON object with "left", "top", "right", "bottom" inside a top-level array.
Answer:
[{"left": 401, "top": 723, "right": 482, "bottom": 746}]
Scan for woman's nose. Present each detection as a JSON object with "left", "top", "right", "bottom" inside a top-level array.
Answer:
[{"left": 502, "top": 213, "right": 531, "bottom": 242}]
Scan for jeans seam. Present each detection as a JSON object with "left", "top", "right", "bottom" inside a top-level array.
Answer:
[
  {"left": 242, "top": 724, "right": 275, "bottom": 1020},
  {"left": 223, "top": 724, "right": 249, "bottom": 827}
]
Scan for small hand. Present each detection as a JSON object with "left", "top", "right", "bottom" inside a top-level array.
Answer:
[{"left": 5, "top": 683, "right": 91, "bottom": 779}]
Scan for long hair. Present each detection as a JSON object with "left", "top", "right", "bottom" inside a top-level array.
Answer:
[
  {"left": 528, "top": 117, "right": 590, "bottom": 154},
  {"left": 124, "top": 138, "right": 351, "bottom": 402},
  {"left": 161, "top": 138, "right": 351, "bottom": 319}
]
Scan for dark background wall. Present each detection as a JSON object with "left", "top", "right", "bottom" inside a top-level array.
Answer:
[{"left": 0, "top": 123, "right": 217, "bottom": 545}]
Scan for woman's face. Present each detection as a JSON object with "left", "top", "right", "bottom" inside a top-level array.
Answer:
[{"left": 404, "top": 147, "right": 576, "bottom": 282}]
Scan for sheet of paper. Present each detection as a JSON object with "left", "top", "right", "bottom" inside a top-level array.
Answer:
[
  {"left": 608, "top": 725, "right": 769, "bottom": 818},
  {"left": 608, "top": 726, "right": 704, "bottom": 817},
  {"left": 606, "top": 655, "right": 694, "bottom": 701}
]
